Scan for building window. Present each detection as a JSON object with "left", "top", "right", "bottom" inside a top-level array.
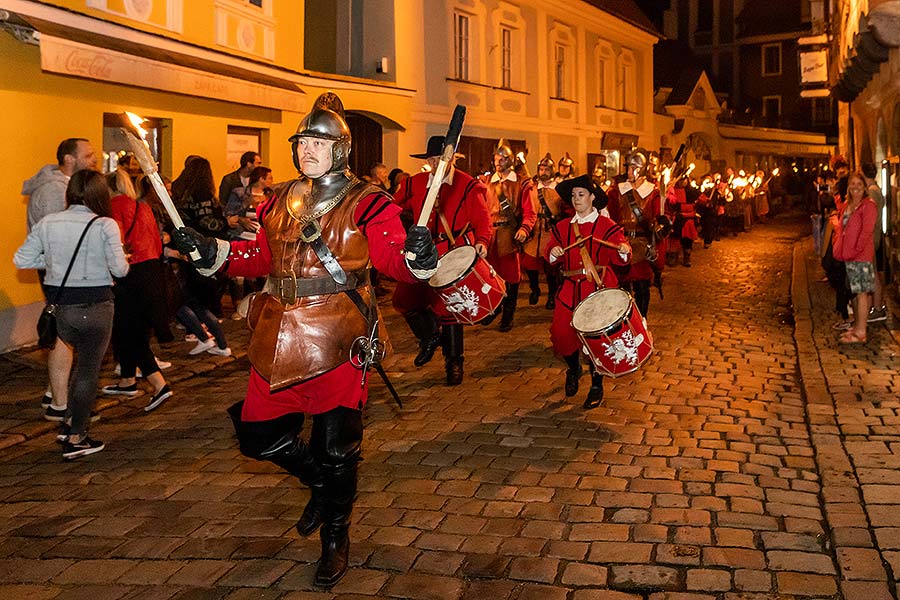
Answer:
[
  {"left": 554, "top": 44, "right": 567, "bottom": 99},
  {"left": 454, "top": 12, "right": 470, "bottom": 81},
  {"left": 500, "top": 27, "right": 512, "bottom": 89},
  {"left": 597, "top": 60, "right": 606, "bottom": 107},
  {"left": 226, "top": 125, "right": 264, "bottom": 171},
  {"left": 763, "top": 96, "right": 781, "bottom": 118},
  {"left": 811, "top": 97, "right": 832, "bottom": 126},
  {"left": 695, "top": 0, "right": 713, "bottom": 46},
  {"left": 618, "top": 50, "right": 636, "bottom": 112},
  {"left": 762, "top": 43, "right": 781, "bottom": 76},
  {"left": 248, "top": 0, "right": 262, "bottom": 6},
  {"left": 102, "top": 112, "right": 169, "bottom": 176}
]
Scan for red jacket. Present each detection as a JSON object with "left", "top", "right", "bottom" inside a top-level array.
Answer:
[
  {"left": 111, "top": 195, "right": 162, "bottom": 265},
  {"left": 393, "top": 169, "right": 492, "bottom": 256},
  {"left": 833, "top": 198, "right": 876, "bottom": 262}
]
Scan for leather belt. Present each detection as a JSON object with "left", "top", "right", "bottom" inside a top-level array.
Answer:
[
  {"left": 266, "top": 269, "right": 369, "bottom": 305},
  {"left": 493, "top": 220, "right": 511, "bottom": 227},
  {"left": 562, "top": 268, "right": 588, "bottom": 278},
  {"left": 300, "top": 220, "right": 347, "bottom": 285}
]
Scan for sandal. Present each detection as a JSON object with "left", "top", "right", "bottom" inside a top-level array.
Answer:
[{"left": 839, "top": 330, "right": 867, "bottom": 344}]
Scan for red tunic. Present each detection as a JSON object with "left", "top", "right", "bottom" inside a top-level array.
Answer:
[
  {"left": 607, "top": 182, "right": 665, "bottom": 282},
  {"left": 391, "top": 170, "right": 492, "bottom": 316},
  {"left": 544, "top": 213, "right": 629, "bottom": 356},
  {"left": 225, "top": 191, "right": 418, "bottom": 421}
]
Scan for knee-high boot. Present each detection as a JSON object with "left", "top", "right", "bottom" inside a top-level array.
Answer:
[
  {"left": 526, "top": 269, "right": 541, "bottom": 304},
  {"left": 584, "top": 364, "right": 604, "bottom": 409},
  {"left": 227, "top": 402, "right": 325, "bottom": 536},
  {"left": 632, "top": 280, "right": 651, "bottom": 318},
  {"left": 682, "top": 247, "right": 692, "bottom": 267},
  {"left": 442, "top": 324, "right": 464, "bottom": 386},
  {"left": 544, "top": 264, "right": 559, "bottom": 310},
  {"left": 563, "top": 352, "right": 582, "bottom": 397},
  {"left": 311, "top": 408, "right": 362, "bottom": 587},
  {"left": 404, "top": 311, "right": 442, "bottom": 367},
  {"left": 498, "top": 283, "right": 519, "bottom": 332}
]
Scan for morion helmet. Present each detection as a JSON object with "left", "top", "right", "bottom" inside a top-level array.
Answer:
[
  {"left": 625, "top": 149, "right": 648, "bottom": 179},
  {"left": 558, "top": 152, "right": 574, "bottom": 169},
  {"left": 538, "top": 152, "right": 555, "bottom": 169},
  {"left": 494, "top": 138, "right": 513, "bottom": 158},
  {"left": 289, "top": 92, "right": 352, "bottom": 175}
]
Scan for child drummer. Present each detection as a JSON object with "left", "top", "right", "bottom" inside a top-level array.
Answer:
[{"left": 545, "top": 174, "right": 631, "bottom": 408}]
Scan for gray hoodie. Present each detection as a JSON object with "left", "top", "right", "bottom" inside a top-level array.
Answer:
[{"left": 22, "top": 165, "right": 69, "bottom": 232}]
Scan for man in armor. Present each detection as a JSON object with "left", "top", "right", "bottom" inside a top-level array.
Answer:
[
  {"left": 172, "top": 92, "right": 438, "bottom": 587},
  {"left": 555, "top": 152, "right": 575, "bottom": 184},
  {"left": 606, "top": 149, "right": 665, "bottom": 318},
  {"left": 522, "top": 152, "right": 566, "bottom": 309},
  {"left": 483, "top": 139, "right": 536, "bottom": 332},
  {"left": 392, "top": 135, "right": 492, "bottom": 385}
]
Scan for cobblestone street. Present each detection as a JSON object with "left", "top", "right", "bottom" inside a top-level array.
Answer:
[{"left": 1, "top": 214, "right": 899, "bottom": 600}]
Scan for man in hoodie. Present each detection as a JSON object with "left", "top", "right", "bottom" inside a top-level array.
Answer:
[{"left": 22, "top": 138, "right": 98, "bottom": 419}]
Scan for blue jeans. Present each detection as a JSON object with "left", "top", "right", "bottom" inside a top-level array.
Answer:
[{"left": 56, "top": 301, "right": 114, "bottom": 436}]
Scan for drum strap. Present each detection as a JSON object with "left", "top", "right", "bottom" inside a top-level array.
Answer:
[{"left": 573, "top": 222, "right": 604, "bottom": 288}]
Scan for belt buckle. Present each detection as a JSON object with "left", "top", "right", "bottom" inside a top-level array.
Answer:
[
  {"left": 278, "top": 273, "right": 298, "bottom": 305},
  {"left": 299, "top": 219, "right": 322, "bottom": 243}
]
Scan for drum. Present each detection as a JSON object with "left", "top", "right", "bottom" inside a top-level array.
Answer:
[
  {"left": 429, "top": 246, "right": 506, "bottom": 325},
  {"left": 571, "top": 288, "right": 653, "bottom": 377}
]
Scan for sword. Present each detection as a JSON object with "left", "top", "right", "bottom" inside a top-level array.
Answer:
[{"left": 348, "top": 318, "right": 402, "bottom": 407}]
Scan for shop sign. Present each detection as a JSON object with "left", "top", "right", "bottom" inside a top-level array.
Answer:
[
  {"left": 40, "top": 35, "right": 302, "bottom": 112},
  {"left": 800, "top": 49, "right": 828, "bottom": 84}
]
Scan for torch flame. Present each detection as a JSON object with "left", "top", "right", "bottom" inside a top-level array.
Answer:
[
  {"left": 124, "top": 111, "right": 148, "bottom": 139},
  {"left": 686, "top": 163, "right": 696, "bottom": 176},
  {"left": 772, "top": 167, "right": 780, "bottom": 176}
]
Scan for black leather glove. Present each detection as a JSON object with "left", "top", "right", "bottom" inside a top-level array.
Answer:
[
  {"left": 171, "top": 226, "right": 219, "bottom": 269},
  {"left": 404, "top": 225, "right": 438, "bottom": 272}
]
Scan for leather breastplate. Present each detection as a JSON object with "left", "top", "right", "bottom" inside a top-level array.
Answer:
[{"left": 247, "top": 178, "right": 387, "bottom": 391}]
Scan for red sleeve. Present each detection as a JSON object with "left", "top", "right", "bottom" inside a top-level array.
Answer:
[
  {"left": 607, "top": 188, "right": 622, "bottom": 223},
  {"left": 846, "top": 200, "right": 877, "bottom": 260},
  {"left": 224, "top": 195, "right": 276, "bottom": 278},
  {"left": 393, "top": 176, "right": 414, "bottom": 212},
  {"left": 466, "top": 181, "right": 493, "bottom": 248},
  {"left": 354, "top": 192, "right": 418, "bottom": 284},
  {"left": 544, "top": 220, "right": 568, "bottom": 263}
]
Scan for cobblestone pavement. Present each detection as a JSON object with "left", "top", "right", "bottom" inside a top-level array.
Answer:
[{"left": 0, "top": 214, "right": 898, "bottom": 600}]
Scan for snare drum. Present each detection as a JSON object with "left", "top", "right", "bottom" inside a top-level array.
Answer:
[
  {"left": 429, "top": 246, "right": 506, "bottom": 325},
  {"left": 571, "top": 288, "right": 653, "bottom": 377}
]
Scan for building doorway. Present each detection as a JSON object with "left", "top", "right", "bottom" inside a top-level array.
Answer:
[
  {"left": 346, "top": 112, "right": 383, "bottom": 179},
  {"left": 456, "top": 135, "right": 527, "bottom": 178}
]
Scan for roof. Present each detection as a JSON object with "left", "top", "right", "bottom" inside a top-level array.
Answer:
[
  {"left": 664, "top": 66, "right": 706, "bottom": 106},
  {"left": 582, "top": 0, "right": 661, "bottom": 37}
]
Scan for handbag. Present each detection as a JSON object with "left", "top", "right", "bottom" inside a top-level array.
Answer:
[{"left": 37, "top": 216, "right": 102, "bottom": 349}]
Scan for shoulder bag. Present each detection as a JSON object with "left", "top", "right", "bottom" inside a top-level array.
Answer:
[{"left": 37, "top": 216, "right": 102, "bottom": 349}]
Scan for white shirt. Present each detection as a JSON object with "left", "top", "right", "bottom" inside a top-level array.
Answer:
[{"left": 490, "top": 171, "right": 517, "bottom": 184}]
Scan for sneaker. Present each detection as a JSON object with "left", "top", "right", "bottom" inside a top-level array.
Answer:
[
  {"left": 207, "top": 346, "right": 232, "bottom": 357},
  {"left": 56, "top": 423, "right": 70, "bottom": 443},
  {"left": 44, "top": 406, "right": 67, "bottom": 422},
  {"left": 231, "top": 312, "right": 244, "bottom": 321},
  {"left": 89, "top": 411, "right": 101, "bottom": 423},
  {"left": 102, "top": 383, "right": 140, "bottom": 396},
  {"left": 832, "top": 320, "right": 852, "bottom": 331},
  {"left": 40, "top": 393, "right": 52, "bottom": 408},
  {"left": 184, "top": 334, "right": 198, "bottom": 343},
  {"left": 62, "top": 436, "right": 105, "bottom": 459},
  {"left": 155, "top": 357, "right": 173, "bottom": 370},
  {"left": 189, "top": 338, "right": 216, "bottom": 355},
  {"left": 868, "top": 306, "right": 888, "bottom": 323},
  {"left": 144, "top": 385, "right": 172, "bottom": 412}
]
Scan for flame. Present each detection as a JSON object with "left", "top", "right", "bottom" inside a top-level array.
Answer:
[
  {"left": 772, "top": 168, "right": 780, "bottom": 176},
  {"left": 124, "top": 111, "right": 148, "bottom": 139},
  {"left": 686, "top": 163, "right": 696, "bottom": 176}
]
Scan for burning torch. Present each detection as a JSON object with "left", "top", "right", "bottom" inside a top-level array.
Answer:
[{"left": 120, "top": 112, "right": 200, "bottom": 261}]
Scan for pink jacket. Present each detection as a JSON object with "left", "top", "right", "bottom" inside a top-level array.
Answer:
[{"left": 833, "top": 198, "right": 876, "bottom": 262}]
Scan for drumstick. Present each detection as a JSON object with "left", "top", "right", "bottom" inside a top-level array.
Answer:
[{"left": 561, "top": 236, "right": 621, "bottom": 253}]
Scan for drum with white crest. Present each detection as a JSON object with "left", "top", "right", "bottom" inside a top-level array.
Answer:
[
  {"left": 429, "top": 246, "right": 506, "bottom": 325},
  {"left": 571, "top": 288, "right": 653, "bottom": 377}
]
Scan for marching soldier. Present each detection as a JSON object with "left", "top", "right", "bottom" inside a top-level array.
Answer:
[
  {"left": 607, "top": 149, "right": 665, "bottom": 318},
  {"left": 483, "top": 139, "right": 536, "bottom": 332},
  {"left": 172, "top": 92, "right": 439, "bottom": 587},
  {"left": 392, "top": 135, "right": 492, "bottom": 385},
  {"left": 522, "top": 153, "right": 567, "bottom": 309},
  {"left": 555, "top": 152, "right": 576, "bottom": 184}
]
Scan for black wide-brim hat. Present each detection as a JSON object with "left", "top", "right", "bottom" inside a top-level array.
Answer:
[
  {"left": 410, "top": 135, "right": 444, "bottom": 159},
  {"left": 556, "top": 174, "right": 608, "bottom": 210}
]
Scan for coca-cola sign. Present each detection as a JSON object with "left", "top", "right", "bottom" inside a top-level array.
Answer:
[{"left": 63, "top": 50, "right": 114, "bottom": 79}]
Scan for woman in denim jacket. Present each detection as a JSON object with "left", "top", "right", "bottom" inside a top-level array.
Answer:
[
  {"left": 833, "top": 172, "right": 877, "bottom": 344},
  {"left": 15, "top": 170, "right": 129, "bottom": 459}
]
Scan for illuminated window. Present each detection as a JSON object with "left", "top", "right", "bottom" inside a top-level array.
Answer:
[
  {"left": 500, "top": 27, "right": 512, "bottom": 88},
  {"left": 454, "top": 12, "right": 470, "bottom": 81},
  {"left": 555, "top": 44, "right": 567, "bottom": 99}
]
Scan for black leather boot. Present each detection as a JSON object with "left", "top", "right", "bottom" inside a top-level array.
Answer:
[
  {"left": 563, "top": 352, "right": 582, "bottom": 397},
  {"left": 682, "top": 247, "right": 692, "bottom": 267},
  {"left": 227, "top": 402, "right": 325, "bottom": 537},
  {"left": 443, "top": 325, "right": 464, "bottom": 386},
  {"left": 315, "top": 463, "right": 356, "bottom": 587},
  {"left": 544, "top": 265, "right": 559, "bottom": 310},
  {"left": 405, "top": 311, "right": 442, "bottom": 367},
  {"left": 526, "top": 269, "right": 540, "bottom": 305},
  {"left": 498, "top": 283, "right": 518, "bottom": 332},
  {"left": 583, "top": 370, "right": 604, "bottom": 409}
]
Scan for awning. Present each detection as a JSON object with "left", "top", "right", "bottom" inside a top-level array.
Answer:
[{"left": 15, "top": 13, "right": 306, "bottom": 112}]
